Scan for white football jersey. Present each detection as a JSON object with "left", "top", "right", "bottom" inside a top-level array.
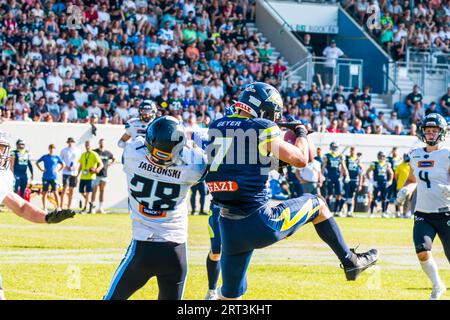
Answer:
[
  {"left": 125, "top": 118, "right": 149, "bottom": 140},
  {"left": 0, "top": 169, "right": 14, "bottom": 204},
  {"left": 123, "top": 136, "right": 207, "bottom": 243},
  {"left": 409, "top": 147, "right": 450, "bottom": 213}
]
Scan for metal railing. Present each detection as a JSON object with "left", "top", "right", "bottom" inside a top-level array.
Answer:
[
  {"left": 406, "top": 47, "right": 450, "bottom": 67},
  {"left": 383, "top": 63, "right": 403, "bottom": 102},
  {"left": 281, "top": 56, "right": 364, "bottom": 91},
  {"left": 387, "top": 60, "right": 449, "bottom": 98}
]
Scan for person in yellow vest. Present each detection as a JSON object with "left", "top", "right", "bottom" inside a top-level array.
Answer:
[
  {"left": 394, "top": 153, "right": 413, "bottom": 218},
  {"left": 77, "top": 140, "right": 103, "bottom": 213},
  {"left": 0, "top": 78, "right": 7, "bottom": 108}
]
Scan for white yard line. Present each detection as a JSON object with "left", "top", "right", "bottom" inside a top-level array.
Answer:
[{"left": 6, "top": 289, "right": 87, "bottom": 300}]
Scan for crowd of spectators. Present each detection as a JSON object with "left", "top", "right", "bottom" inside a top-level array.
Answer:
[
  {"left": 343, "top": 0, "right": 450, "bottom": 61},
  {"left": 0, "top": 0, "right": 448, "bottom": 137},
  {"left": 280, "top": 79, "right": 450, "bottom": 135}
]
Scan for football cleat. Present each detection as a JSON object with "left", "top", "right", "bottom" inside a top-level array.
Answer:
[
  {"left": 429, "top": 286, "right": 446, "bottom": 300},
  {"left": 342, "top": 248, "right": 379, "bottom": 281},
  {"left": 205, "top": 289, "right": 219, "bottom": 300}
]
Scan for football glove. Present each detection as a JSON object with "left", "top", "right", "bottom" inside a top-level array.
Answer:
[
  {"left": 396, "top": 186, "right": 409, "bottom": 206},
  {"left": 276, "top": 121, "right": 312, "bottom": 138},
  {"left": 344, "top": 176, "right": 350, "bottom": 183},
  {"left": 45, "top": 209, "right": 76, "bottom": 224}
]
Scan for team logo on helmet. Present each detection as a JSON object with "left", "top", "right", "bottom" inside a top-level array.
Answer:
[{"left": 266, "top": 89, "right": 283, "bottom": 108}]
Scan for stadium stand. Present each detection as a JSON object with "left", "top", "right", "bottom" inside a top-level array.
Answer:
[{"left": 0, "top": 0, "right": 448, "bottom": 136}]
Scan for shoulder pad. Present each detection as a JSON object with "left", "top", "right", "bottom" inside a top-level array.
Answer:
[{"left": 252, "top": 117, "right": 277, "bottom": 129}]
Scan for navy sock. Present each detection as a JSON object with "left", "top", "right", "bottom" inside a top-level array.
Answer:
[
  {"left": 314, "top": 217, "right": 354, "bottom": 267},
  {"left": 206, "top": 255, "right": 221, "bottom": 290},
  {"left": 382, "top": 201, "right": 388, "bottom": 213},
  {"left": 370, "top": 201, "right": 376, "bottom": 214},
  {"left": 347, "top": 201, "right": 353, "bottom": 214},
  {"left": 337, "top": 199, "right": 344, "bottom": 213}
]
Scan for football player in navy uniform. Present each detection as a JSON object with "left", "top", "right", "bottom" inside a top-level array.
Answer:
[
  {"left": 387, "top": 147, "right": 401, "bottom": 216},
  {"left": 104, "top": 116, "right": 207, "bottom": 300},
  {"left": 366, "top": 151, "right": 394, "bottom": 218},
  {"left": 344, "top": 147, "right": 363, "bottom": 217},
  {"left": 322, "top": 142, "right": 348, "bottom": 217},
  {"left": 205, "top": 82, "right": 378, "bottom": 299},
  {"left": 192, "top": 106, "right": 235, "bottom": 301},
  {"left": 404, "top": 113, "right": 449, "bottom": 300},
  {"left": 0, "top": 133, "right": 75, "bottom": 300},
  {"left": 117, "top": 100, "right": 158, "bottom": 148},
  {"left": 9, "top": 139, "right": 34, "bottom": 198}
]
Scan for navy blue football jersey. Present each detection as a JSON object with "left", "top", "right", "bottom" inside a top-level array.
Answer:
[
  {"left": 345, "top": 155, "right": 361, "bottom": 182},
  {"left": 325, "top": 153, "right": 342, "bottom": 180},
  {"left": 371, "top": 161, "right": 390, "bottom": 183},
  {"left": 205, "top": 114, "right": 280, "bottom": 217}
]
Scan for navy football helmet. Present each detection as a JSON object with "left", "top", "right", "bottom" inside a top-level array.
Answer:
[
  {"left": 139, "top": 99, "right": 157, "bottom": 123},
  {"left": 418, "top": 113, "right": 448, "bottom": 146},
  {"left": 145, "top": 116, "right": 186, "bottom": 166},
  {"left": 235, "top": 82, "right": 283, "bottom": 121}
]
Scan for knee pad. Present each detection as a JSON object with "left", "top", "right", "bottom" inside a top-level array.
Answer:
[
  {"left": 346, "top": 198, "right": 353, "bottom": 204},
  {"left": 415, "top": 236, "right": 433, "bottom": 253}
]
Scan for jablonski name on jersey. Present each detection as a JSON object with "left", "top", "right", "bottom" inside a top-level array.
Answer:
[{"left": 138, "top": 161, "right": 181, "bottom": 179}]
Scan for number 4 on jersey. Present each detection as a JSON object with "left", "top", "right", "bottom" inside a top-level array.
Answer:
[{"left": 418, "top": 170, "right": 431, "bottom": 189}]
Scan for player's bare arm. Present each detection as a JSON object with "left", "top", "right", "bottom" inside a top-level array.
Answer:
[
  {"left": 266, "top": 133, "right": 309, "bottom": 168},
  {"left": 3, "top": 189, "right": 75, "bottom": 224}
]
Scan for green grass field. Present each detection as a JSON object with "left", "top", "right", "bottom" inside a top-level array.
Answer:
[{"left": 0, "top": 211, "right": 448, "bottom": 300}]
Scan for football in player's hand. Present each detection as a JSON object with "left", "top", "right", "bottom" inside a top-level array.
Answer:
[{"left": 284, "top": 130, "right": 296, "bottom": 145}]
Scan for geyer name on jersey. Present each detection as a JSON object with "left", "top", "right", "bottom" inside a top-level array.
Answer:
[
  {"left": 409, "top": 147, "right": 450, "bottom": 214},
  {"left": 123, "top": 137, "right": 207, "bottom": 243}
]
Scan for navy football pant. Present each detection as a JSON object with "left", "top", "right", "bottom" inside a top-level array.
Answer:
[
  {"left": 219, "top": 194, "right": 321, "bottom": 298},
  {"left": 327, "top": 179, "right": 343, "bottom": 197},
  {"left": 209, "top": 203, "right": 222, "bottom": 254},
  {"left": 104, "top": 240, "right": 187, "bottom": 300},
  {"left": 14, "top": 175, "right": 28, "bottom": 198},
  {"left": 413, "top": 211, "right": 450, "bottom": 262}
]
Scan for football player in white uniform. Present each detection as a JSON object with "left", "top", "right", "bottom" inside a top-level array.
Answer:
[
  {"left": 117, "top": 100, "right": 158, "bottom": 148},
  {"left": 0, "top": 133, "right": 75, "bottom": 300},
  {"left": 405, "top": 113, "right": 450, "bottom": 300},
  {"left": 104, "top": 116, "right": 207, "bottom": 300}
]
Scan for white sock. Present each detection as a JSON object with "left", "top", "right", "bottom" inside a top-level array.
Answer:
[
  {"left": 420, "top": 257, "right": 445, "bottom": 288},
  {"left": 99, "top": 202, "right": 103, "bottom": 209}
]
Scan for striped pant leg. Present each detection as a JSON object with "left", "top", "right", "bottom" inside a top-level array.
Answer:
[{"left": 103, "top": 240, "right": 151, "bottom": 300}]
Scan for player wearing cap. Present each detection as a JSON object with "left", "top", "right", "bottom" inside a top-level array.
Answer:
[
  {"left": 322, "top": 142, "right": 349, "bottom": 217},
  {"left": 9, "top": 139, "right": 33, "bottom": 199},
  {"left": 366, "top": 151, "right": 394, "bottom": 218}
]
